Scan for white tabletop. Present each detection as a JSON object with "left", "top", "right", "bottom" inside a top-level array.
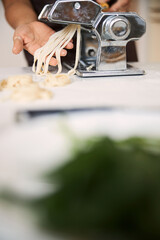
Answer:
[{"left": 0, "top": 63, "right": 160, "bottom": 111}]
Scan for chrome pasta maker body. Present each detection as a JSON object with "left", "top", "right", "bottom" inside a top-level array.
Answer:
[{"left": 39, "top": 0, "right": 146, "bottom": 77}]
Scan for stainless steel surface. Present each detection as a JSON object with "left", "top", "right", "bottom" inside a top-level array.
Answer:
[
  {"left": 102, "top": 16, "right": 131, "bottom": 41},
  {"left": 76, "top": 64, "right": 145, "bottom": 77},
  {"left": 38, "top": 0, "right": 101, "bottom": 26},
  {"left": 79, "top": 12, "right": 146, "bottom": 73},
  {"left": 39, "top": 0, "right": 146, "bottom": 77}
]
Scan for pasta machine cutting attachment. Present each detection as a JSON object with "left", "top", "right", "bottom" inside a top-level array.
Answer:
[{"left": 39, "top": 0, "right": 146, "bottom": 77}]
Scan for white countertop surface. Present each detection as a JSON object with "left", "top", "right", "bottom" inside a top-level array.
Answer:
[{"left": 0, "top": 63, "right": 160, "bottom": 111}]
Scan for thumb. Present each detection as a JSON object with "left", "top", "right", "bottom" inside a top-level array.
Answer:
[{"left": 12, "top": 36, "right": 23, "bottom": 54}]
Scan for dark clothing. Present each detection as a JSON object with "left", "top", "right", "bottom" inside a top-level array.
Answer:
[{"left": 25, "top": 0, "right": 138, "bottom": 66}]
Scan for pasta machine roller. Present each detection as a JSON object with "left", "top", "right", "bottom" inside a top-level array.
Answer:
[{"left": 39, "top": 0, "right": 146, "bottom": 77}]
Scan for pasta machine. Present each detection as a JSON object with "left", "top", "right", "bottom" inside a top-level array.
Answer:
[{"left": 39, "top": 0, "right": 146, "bottom": 77}]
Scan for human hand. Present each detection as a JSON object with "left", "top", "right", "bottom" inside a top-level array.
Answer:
[
  {"left": 12, "top": 21, "right": 73, "bottom": 66},
  {"left": 96, "top": 0, "right": 130, "bottom": 12},
  {"left": 107, "top": 0, "right": 130, "bottom": 12}
]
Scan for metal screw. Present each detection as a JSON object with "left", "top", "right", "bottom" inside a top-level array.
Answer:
[{"left": 74, "top": 2, "right": 81, "bottom": 10}]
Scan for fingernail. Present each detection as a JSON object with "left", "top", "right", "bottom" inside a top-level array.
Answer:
[
  {"left": 67, "top": 42, "right": 73, "bottom": 48},
  {"left": 50, "top": 58, "right": 58, "bottom": 66},
  {"left": 14, "top": 36, "right": 22, "bottom": 42},
  {"left": 12, "top": 47, "right": 17, "bottom": 54},
  {"left": 61, "top": 50, "right": 67, "bottom": 56}
]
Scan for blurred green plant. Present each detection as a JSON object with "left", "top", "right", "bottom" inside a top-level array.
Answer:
[{"left": 34, "top": 137, "right": 160, "bottom": 239}]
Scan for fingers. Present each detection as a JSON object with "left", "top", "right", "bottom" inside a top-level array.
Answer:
[
  {"left": 61, "top": 49, "right": 67, "bottom": 56},
  {"left": 109, "top": 0, "right": 130, "bottom": 12},
  {"left": 49, "top": 49, "right": 67, "bottom": 66},
  {"left": 65, "top": 41, "right": 74, "bottom": 49},
  {"left": 96, "top": 0, "right": 109, "bottom": 4},
  {"left": 12, "top": 36, "right": 23, "bottom": 54},
  {"left": 23, "top": 42, "right": 67, "bottom": 67},
  {"left": 49, "top": 57, "right": 58, "bottom": 66}
]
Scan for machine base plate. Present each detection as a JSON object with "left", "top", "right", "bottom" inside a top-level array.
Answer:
[{"left": 75, "top": 64, "right": 145, "bottom": 78}]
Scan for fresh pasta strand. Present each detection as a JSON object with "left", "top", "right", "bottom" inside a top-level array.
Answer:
[
  {"left": 41, "top": 25, "right": 73, "bottom": 74},
  {"left": 68, "top": 25, "right": 81, "bottom": 76},
  {"left": 55, "top": 26, "right": 78, "bottom": 75},
  {"left": 44, "top": 26, "right": 76, "bottom": 75},
  {"left": 32, "top": 24, "right": 81, "bottom": 81}
]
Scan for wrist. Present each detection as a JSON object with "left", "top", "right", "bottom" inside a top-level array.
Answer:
[{"left": 15, "top": 18, "right": 38, "bottom": 28}]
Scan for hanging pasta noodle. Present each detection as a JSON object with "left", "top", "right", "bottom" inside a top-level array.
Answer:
[{"left": 32, "top": 24, "right": 81, "bottom": 87}]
